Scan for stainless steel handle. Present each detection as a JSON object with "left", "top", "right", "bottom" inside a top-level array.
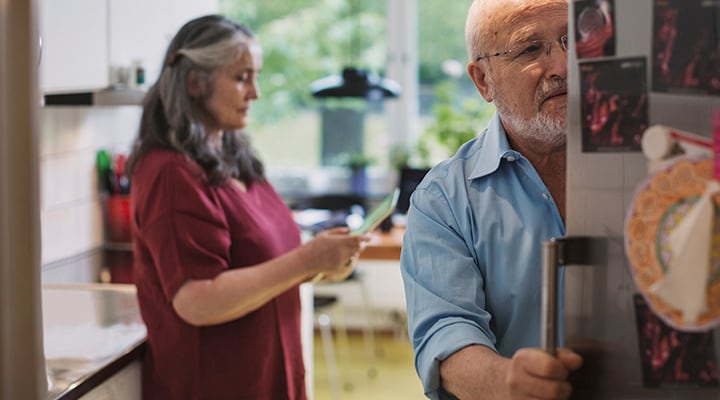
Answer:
[
  {"left": 540, "top": 236, "right": 607, "bottom": 355},
  {"left": 541, "top": 239, "right": 560, "bottom": 355}
]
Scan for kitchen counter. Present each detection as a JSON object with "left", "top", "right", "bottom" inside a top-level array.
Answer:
[
  {"left": 41, "top": 283, "right": 315, "bottom": 399},
  {"left": 43, "top": 283, "right": 146, "bottom": 399}
]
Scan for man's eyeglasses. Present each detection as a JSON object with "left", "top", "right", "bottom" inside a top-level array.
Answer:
[{"left": 475, "top": 35, "right": 569, "bottom": 65}]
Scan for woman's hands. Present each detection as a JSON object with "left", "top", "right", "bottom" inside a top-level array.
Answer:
[
  {"left": 172, "top": 226, "right": 371, "bottom": 326},
  {"left": 303, "top": 227, "right": 371, "bottom": 282}
]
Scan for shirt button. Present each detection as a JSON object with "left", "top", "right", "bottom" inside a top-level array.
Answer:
[
  {"left": 542, "top": 193, "right": 550, "bottom": 201},
  {"left": 507, "top": 155, "right": 516, "bottom": 162}
]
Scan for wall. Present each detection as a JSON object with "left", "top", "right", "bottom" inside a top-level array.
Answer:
[
  {"left": 40, "top": 107, "right": 139, "bottom": 283},
  {"left": 565, "top": 0, "right": 720, "bottom": 397}
]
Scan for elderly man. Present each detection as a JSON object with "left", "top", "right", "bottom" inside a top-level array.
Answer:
[{"left": 401, "top": 0, "right": 583, "bottom": 399}]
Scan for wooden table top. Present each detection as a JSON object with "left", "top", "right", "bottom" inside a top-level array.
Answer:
[{"left": 360, "top": 227, "right": 404, "bottom": 261}]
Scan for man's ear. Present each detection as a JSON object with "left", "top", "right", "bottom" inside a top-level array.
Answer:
[
  {"left": 467, "top": 61, "right": 493, "bottom": 103},
  {"left": 187, "top": 70, "right": 204, "bottom": 98}
]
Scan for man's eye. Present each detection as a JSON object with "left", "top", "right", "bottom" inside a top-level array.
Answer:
[{"left": 518, "top": 43, "right": 542, "bottom": 56}]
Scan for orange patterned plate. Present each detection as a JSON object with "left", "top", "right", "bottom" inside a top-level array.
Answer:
[{"left": 625, "top": 157, "right": 720, "bottom": 331}]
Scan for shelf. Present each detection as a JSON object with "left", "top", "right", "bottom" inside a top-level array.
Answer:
[{"left": 44, "top": 88, "right": 145, "bottom": 106}]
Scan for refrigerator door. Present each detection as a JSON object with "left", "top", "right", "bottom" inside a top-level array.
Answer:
[
  {"left": 565, "top": 0, "right": 720, "bottom": 398},
  {"left": 0, "top": 0, "right": 46, "bottom": 398}
]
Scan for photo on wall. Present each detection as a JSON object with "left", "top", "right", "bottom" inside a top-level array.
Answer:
[
  {"left": 574, "top": 0, "right": 616, "bottom": 59},
  {"left": 579, "top": 57, "right": 647, "bottom": 153},
  {"left": 652, "top": 0, "right": 720, "bottom": 95},
  {"left": 633, "top": 294, "right": 720, "bottom": 388}
]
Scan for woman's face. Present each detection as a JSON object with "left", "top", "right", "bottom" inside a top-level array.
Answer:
[{"left": 202, "top": 40, "right": 262, "bottom": 132}]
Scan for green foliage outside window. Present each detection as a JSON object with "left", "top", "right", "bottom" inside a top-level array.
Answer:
[
  {"left": 220, "top": 0, "right": 474, "bottom": 122},
  {"left": 220, "top": 0, "right": 387, "bottom": 123},
  {"left": 417, "top": 79, "right": 495, "bottom": 166},
  {"left": 417, "top": 0, "right": 472, "bottom": 83},
  {"left": 218, "top": 0, "right": 486, "bottom": 169}
]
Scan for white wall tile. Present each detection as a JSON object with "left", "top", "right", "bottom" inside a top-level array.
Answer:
[
  {"left": 40, "top": 107, "right": 138, "bottom": 276},
  {"left": 566, "top": 188, "right": 586, "bottom": 234},
  {"left": 41, "top": 198, "right": 104, "bottom": 264},
  {"left": 40, "top": 107, "right": 140, "bottom": 156},
  {"left": 41, "top": 250, "right": 103, "bottom": 284},
  {"left": 40, "top": 149, "right": 97, "bottom": 210},
  {"left": 584, "top": 189, "right": 625, "bottom": 238}
]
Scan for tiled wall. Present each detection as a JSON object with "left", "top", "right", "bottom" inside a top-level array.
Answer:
[
  {"left": 564, "top": 0, "right": 720, "bottom": 393},
  {"left": 40, "top": 106, "right": 140, "bottom": 283}
]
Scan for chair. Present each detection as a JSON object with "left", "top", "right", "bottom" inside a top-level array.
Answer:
[
  {"left": 396, "top": 167, "right": 430, "bottom": 215},
  {"left": 314, "top": 295, "right": 343, "bottom": 400},
  {"left": 296, "top": 194, "right": 378, "bottom": 394}
]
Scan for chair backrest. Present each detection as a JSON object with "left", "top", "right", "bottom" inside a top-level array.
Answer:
[{"left": 396, "top": 167, "right": 430, "bottom": 214}]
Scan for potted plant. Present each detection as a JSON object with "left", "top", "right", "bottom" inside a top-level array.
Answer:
[{"left": 339, "top": 152, "right": 376, "bottom": 195}]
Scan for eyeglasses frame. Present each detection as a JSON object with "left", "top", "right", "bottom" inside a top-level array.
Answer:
[{"left": 474, "top": 35, "right": 569, "bottom": 63}]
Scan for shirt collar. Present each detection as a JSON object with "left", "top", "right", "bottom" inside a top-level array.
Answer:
[{"left": 468, "top": 113, "right": 520, "bottom": 180}]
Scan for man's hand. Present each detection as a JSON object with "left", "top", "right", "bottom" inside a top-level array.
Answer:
[
  {"left": 505, "top": 348, "right": 583, "bottom": 399},
  {"left": 440, "top": 345, "right": 583, "bottom": 400}
]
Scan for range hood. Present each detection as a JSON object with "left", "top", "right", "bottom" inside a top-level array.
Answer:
[
  {"left": 310, "top": 67, "right": 400, "bottom": 100},
  {"left": 43, "top": 87, "right": 145, "bottom": 106}
]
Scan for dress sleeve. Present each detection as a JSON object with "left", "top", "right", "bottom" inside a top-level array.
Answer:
[
  {"left": 400, "top": 181, "right": 497, "bottom": 399},
  {"left": 136, "top": 161, "right": 231, "bottom": 302}
]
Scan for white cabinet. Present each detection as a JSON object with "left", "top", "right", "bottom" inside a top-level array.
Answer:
[
  {"left": 39, "top": 0, "right": 109, "bottom": 92},
  {"left": 110, "top": 0, "right": 219, "bottom": 90},
  {"left": 40, "top": 0, "right": 218, "bottom": 93},
  {"left": 168, "top": 0, "right": 221, "bottom": 34},
  {"left": 108, "top": 0, "right": 170, "bottom": 89}
]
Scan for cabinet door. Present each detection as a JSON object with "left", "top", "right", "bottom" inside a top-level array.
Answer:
[
  {"left": 108, "top": 0, "right": 169, "bottom": 87},
  {"left": 39, "top": 0, "right": 218, "bottom": 93},
  {"left": 167, "top": 0, "right": 219, "bottom": 35},
  {"left": 109, "top": 0, "right": 218, "bottom": 87},
  {"left": 39, "top": 0, "right": 109, "bottom": 92}
]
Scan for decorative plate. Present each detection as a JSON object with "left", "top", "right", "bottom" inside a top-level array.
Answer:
[{"left": 625, "top": 157, "right": 720, "bottom": 331}]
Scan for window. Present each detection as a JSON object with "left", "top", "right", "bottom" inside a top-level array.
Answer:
[{"left": 219, "top": 0, "right": 494, "bottom": 191}]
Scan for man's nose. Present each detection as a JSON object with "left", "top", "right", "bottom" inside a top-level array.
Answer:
[{"left": 544, "top": 42, "right": 568, "bottom": 78}]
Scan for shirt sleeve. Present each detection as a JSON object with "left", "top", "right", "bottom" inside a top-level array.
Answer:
[
  {"left": 400, "top": 178, "right": 497, "bottom": 399},
  {"left": 136, "top": 161, "right": 231, "bottom": 302}
]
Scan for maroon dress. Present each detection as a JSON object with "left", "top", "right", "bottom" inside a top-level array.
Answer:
[{"left": 131, "top": 149, "right": 306, "bottom": 400}]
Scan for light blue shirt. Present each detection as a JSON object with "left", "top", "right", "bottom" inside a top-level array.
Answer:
[{"left": 400, "top": 114, "right": 566, "bottom": 399}]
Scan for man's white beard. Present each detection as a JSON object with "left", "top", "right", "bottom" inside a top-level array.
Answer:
[
  {"left": 499, "top": 105, "right": 567, "bottom": 147},
  {"left": 489, "top": 78, "right": 567, "bottom": 148}
]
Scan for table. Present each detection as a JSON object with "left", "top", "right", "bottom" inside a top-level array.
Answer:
[{"left": 360, "top": 227, "right": 404, "bottom": 261}]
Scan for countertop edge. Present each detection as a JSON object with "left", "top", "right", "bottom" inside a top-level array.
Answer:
[{"left": 51, "top": 340, "right": 146, "bottom": 400}]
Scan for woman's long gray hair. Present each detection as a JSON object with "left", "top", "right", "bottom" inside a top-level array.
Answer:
[{"left": 126, "top": 14, "right": 265, "bottom": 186}]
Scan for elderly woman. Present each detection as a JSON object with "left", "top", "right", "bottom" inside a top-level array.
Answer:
[{"left": 125, "top": 15, "right": 368, "bottom": 399}]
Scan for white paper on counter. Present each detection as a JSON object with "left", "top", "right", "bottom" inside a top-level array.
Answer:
[{"left": 650, "top": 180, "right": 720, "bottom": 324}]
